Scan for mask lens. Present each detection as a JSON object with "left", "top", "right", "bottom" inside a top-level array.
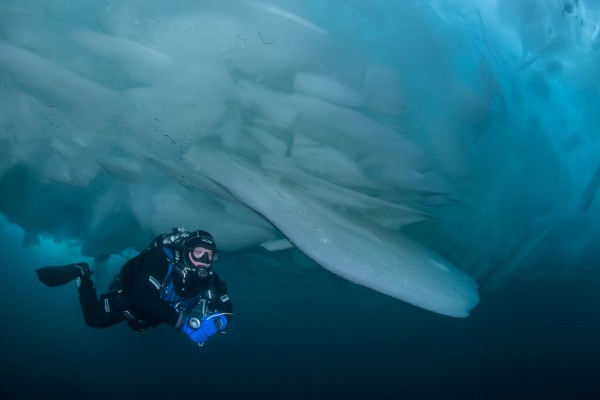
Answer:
[{"left": 190, "top": 247, "right": 213, "bottom": 264}]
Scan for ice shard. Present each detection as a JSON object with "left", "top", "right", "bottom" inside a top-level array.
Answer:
[{"left": 184, "top": 147, "right": 479, "bottom": 317}]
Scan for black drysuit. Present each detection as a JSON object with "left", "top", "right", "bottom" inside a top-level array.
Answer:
[{"left": 78, "top": 246, "right": 233, "bottom": 332}]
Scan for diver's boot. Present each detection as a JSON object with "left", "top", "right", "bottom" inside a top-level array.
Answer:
[{"left": 36, "top": 263, "right": 93, "bottom": 287}]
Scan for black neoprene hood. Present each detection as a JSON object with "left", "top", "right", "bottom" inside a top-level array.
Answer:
[{"left": 184, "top": 230, "right": 217, "bottom": 252}]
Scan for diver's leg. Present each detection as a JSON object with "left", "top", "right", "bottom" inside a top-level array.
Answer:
[{"left": 78, "top": 277, "right": 125, "bottom": 328}]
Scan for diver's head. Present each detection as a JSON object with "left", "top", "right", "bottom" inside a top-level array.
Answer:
[
  {"left": 184, "top": 230, "right": 218, "bottom": 271},
  {"left": 173, "top": 230, "right": 219, "bottom": 296}
]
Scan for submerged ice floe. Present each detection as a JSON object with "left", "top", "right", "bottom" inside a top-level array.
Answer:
[{"left": 1, "top": 0, "right": 600, "bottom": 317}]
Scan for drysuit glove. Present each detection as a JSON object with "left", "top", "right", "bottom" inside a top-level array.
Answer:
[
  {"left": 205, "top": 313, "right": 228, "bottom": 331},
  {"left": 182, "top": 314, "right": 225, "bottom": 344}
]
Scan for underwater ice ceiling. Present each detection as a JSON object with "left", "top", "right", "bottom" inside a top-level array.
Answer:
[{"left": 1, "top": 0, "right": 599, "bottom": 318}]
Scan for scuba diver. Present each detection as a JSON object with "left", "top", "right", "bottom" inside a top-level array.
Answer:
[{"left": 36, "top": 229, "right": 233, "bottom": 346}]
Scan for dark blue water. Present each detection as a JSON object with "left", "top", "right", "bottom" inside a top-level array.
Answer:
[{"left": 2, "top": 220, "right": 599, "bottom": 400}]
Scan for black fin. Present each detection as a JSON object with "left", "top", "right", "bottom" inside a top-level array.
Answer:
[{"left": 36, "top": 264, "right": 86, "bottom": 287}]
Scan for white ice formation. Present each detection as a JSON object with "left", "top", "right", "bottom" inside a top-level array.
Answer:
[{"left": 2, "top": 0, "right": 600, "bottom": 317}]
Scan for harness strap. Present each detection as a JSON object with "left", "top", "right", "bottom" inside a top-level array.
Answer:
[{"left": 160, "top": 247, "right": 177, "bottom": 299}]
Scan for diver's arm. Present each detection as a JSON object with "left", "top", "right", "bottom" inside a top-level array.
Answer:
[{"left": 207, "top": 273, "right": 234, "bottom": 328}]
